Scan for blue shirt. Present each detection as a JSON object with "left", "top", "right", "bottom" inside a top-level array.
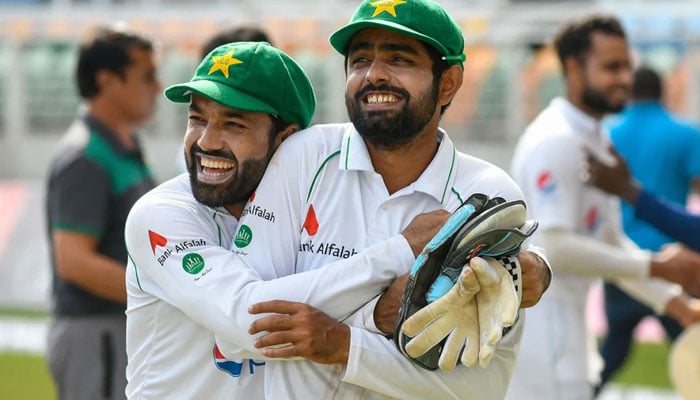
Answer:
[
  {"left": 636, "top": 189, "right": 700, "bottom": 252},
  {"left": 610, "top": 101, "right": 700, "bottom": 251}
]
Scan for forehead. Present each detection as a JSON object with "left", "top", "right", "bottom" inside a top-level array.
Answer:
[
  {"left": 587, "top": 32, "right": 629, "bottom": 62},
  {"left": 347, "top": 27, "right": 427, "bottom": 54},
  {"left": 190, "top": 94, "right": 272, "bottom": 122},
  {"left": 127, "top": 47, "right": 156, "bottom": 68}
]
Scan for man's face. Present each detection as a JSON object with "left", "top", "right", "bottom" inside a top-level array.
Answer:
[
  {"left": 344, "top": 28, "right": 440, "bottom": 149},
  {"left": 578, "top": 32, "right": 632, "bottom": 114},
  {"left": 183, "top": 94, "right": 280, "bottom": 210},
  {"left": 110, "top": 47, "right": 162, "bottom": 125}
]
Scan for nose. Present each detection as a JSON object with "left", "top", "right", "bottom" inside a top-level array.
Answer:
[
  {"left": 197, "top": 123, "right": 224, "bottom": 151},
  {"left": 364, "top": 59, "right": 390, "bottom": 86}
]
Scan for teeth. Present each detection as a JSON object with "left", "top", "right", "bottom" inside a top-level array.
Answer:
[
  {"left": 367, "top": 94, "right": 398, "bottom": 104},
  {"left": 200, "top": 158, "right": 235, "bottom": 169}
]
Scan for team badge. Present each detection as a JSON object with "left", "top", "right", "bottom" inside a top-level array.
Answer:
[
  {"left": 182, "top": 253, "right": 205, "bottom": 274},
  {"left": 302, "top": 204, "right": 319, "bottom": 236},
  {"left": 148, "top": 230, "right": 167, "bottom": 254}
]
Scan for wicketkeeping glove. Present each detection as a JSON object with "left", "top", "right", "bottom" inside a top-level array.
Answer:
[{"left": 394, "top": 195, "right": 537, "bottom": 371}]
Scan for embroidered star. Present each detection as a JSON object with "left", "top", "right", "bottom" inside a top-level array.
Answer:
[
  {"left": 207, "top": 50, "right": 243, "bottom": 78},
  {"left": 369, "top": 0, "right": 407, "bottom": 17}
]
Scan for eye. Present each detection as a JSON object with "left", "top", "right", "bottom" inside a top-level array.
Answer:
[
  {"left": 226, "top": 120, "right": 246, "bottom": 129},
  {"left": 188, "top": 115, "right": 205, "bottom": 125},
  {"left": 350, "top": 55, "right": 371, "bottom": 65}
]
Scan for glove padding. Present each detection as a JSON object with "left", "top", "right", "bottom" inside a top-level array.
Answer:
[
  {"left": 394, "top": 195, "right": 537, "bottom": 371},
  {"left": 402, "top": 256, "right": 521, "bottom": 371}
]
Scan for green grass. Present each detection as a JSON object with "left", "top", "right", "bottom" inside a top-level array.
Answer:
[
  {"left": 0, "top": 342, "right": 673, "bottom": 398},
  {"left": 0, "top": 352, "right": 55, "bottom": 400},
  {"left": 608, "top": 341, "right": 674, "bottom": 389}
]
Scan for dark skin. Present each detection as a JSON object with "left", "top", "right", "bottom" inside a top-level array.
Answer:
[
  {"left": 584, "top": 144, "right": 641, "bottom": 205},
  {"left": 249, "top": 29, "right": 552, "bottom": 364}
]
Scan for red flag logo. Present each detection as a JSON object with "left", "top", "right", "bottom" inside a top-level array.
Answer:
[
  {"left": 302, "top": 205, "right": 319, "bottom": 236},
  {"left": 149, "top": 230, "right": 167, "bottom": 254}
]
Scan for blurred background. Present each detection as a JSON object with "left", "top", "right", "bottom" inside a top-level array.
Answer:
[{"left": 1, "top": 0, "right": 699, "bottom": 398}]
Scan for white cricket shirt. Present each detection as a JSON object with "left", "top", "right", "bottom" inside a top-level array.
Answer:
[
  {"left": 125, "top": 174, "right": 411, "bottom": 399},
  {"left": 226, "top": 123, "right": 528, "bottom": 400}
]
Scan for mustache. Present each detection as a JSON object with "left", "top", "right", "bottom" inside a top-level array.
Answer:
[
  {"left": 355, "top": 84, "right": 410, "bottom": 102},
  {"left": 190, "top": 144, "right": 236, "bottom": 162}
]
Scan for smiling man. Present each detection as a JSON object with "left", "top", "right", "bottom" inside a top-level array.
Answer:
[
  {"left": 217, "top": 1, "right": 551, "bottom": 398},
  {"left": 124, "top": 41, "right": 456, "bottom": 399}
]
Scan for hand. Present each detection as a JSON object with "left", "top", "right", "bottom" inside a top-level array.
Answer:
[
  {"left": 248, "top": 300, "right": 350, "bottom": 364},
  {"left": 665, "top": 294, "right": 700, "bottom": 328},
  {"left": 375, "top": 274, "right": 409, "bottom": 335},
  {"left": 584, "top": 144, "right": 641, "bottom": 205},
  {"left": 401, "top": 265, "right": 481, "bottom": 371},
  {"left": 651, "top": 243, "right": 700, "bottom": 295},
  {"left": 518, "top": 250, "right": 551, "bottom": 308},
  {"left": 401, "top": 209, "right": 451, "bottom": 257},
  {"left": 471, "top": 257, "right": 519, "bottom": 367}
]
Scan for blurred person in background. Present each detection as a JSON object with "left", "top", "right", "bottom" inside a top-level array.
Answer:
[
  {"left": 593, "top": 65, "right": 700, "bottom": 395},
  {"left": 45, "top": 24, "right": 160, "bottom": 400},
  {"left": 200, "top": 25, "right": 272, "bottom": 58},
  {"left": 507, "top": 14, "right": 700, "bottom": 400}
]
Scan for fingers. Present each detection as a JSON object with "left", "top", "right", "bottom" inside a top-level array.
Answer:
[
  {"left": 461, "top": 334, "right": 479, "bottom": 368},
  {"left": 402, "top": 301, "right": 442, "bottom": 337},
  {"left": 405, "top": 319, "right": 452, "bottom": 358},
  {"left": 458, "top": 266, "right": 481, "bottom": 294},
  {"left": 470, "top": 257, "right": 499, "bottom": 286},
  {"left": 607, "top": 142, "right": 624, "bottom": 164},
  {"left": 498, "top": 276, "right": 519, "bottom": 326},
  {"left": 253, "top": 331, "right": 294, "bottom": 350},
  {"left": 437, "top": 328, "right": 465, "bottom": 372},
  {"left": 248, "top": 299, "right": 306, "bottom": 315},
  {"left": 249, "top": 314, "right": 295, "bottom": 335}
]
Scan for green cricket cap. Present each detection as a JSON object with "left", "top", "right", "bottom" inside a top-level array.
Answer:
[
  {"left": 165, "top": 41, "right": 316, "bottom": 128},
  {"left": 329, "top": 0, "right": 466, "bottom": 68}
]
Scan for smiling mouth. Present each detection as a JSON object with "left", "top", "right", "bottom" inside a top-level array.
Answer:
[
  {"left": 363, "top": 92, "right": 403, "bottom": 108},
  {"left": 197, "top": 155, "right": 237, "bottom": 184}
]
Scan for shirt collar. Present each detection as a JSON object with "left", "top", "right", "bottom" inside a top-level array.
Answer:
[
  {"left": 339, "top": 124, "right": 457, "bottom": 204},
  {"left": 83, "top": 113, "right": 142, "bottom": 157},
  {"left": 551, "top": 97, "right": 602, "bottom": 140}
]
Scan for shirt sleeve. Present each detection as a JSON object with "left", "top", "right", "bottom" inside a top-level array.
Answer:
[
  {"left": 49, "top": 157, "right": 110, "bottom": 236},
  {"left": 341, "top": 321, "right": 523, "bottom": 399},
  {"left": 125, "top": 194, "right": 414, "bottom": 361},
  {"left": 636, "top": 189, "right": 700, "bottom": 252}
]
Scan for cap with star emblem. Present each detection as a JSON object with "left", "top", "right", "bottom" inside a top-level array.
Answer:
[
  {"left": 329, "top": 0, "right": 466, "bottom": 68},
  {"left": 164, "top": 41, "right": 316, "bottom": 128}
]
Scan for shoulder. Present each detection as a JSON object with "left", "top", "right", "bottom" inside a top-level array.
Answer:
[
  {"left": 128, "top": 175, "right": 209, "bottom": 230},
  {"left": 268, "top": 123, "right": 351, "bottom": 169},
  {"left": 279, "top": 123, "right": 349, "bottom": 152},
  {"left": 453, "top": 151, "right": 524, "bottom": 202}
]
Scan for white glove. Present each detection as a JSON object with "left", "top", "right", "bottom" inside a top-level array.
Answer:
[
  {"left": 401, "top": 256, "right": 521, "bottom": 371},
  {"left": 471, "top": 256, "right": 520, "bottom": 367},
  {"left": 401, "top": 265, "right": 481, "bottom": 371}
]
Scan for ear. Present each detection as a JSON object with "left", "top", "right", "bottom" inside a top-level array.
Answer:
[
  {"left": 438, "top": 66, "right": 463, "bottom": 107},
  {"left": 95, "top": 69, "right": 115, "bottom": 93},
  {"left": 564, "top": 56, "right": 582, "bottom": 81},
  {"left": 272, "top": 124, "right": 299, "bottom": 150}
]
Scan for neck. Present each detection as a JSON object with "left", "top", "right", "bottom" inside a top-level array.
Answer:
[
  {"left": 225, "top": 202, "right": 246, "bottom": 219},
  {"left": 566, "top": 92, "right": 604, "bottom": 121},
  {"left": 87, "top": 102, "right": 137, "bottom": 150},
  {"left": 365, "top": 122, "right": 440, "bottom": 195}
]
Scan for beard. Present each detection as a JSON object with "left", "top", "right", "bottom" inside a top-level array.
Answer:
[
  {"left": 581, "top": 82, "right": 626, "bottom": 114},
  {"left": 187, "top": 143, "right": 273, "bottom": 209},
  {"left": 346, "top": 82, "right": 439, "bottom": 150}
]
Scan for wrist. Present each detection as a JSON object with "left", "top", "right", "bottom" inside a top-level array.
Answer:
[
  {"left": 336, "top": 324, "right": 351, "bottom": 364},
  {"left": 620, "top": 181, "right": 642, "bottom": 205}
]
